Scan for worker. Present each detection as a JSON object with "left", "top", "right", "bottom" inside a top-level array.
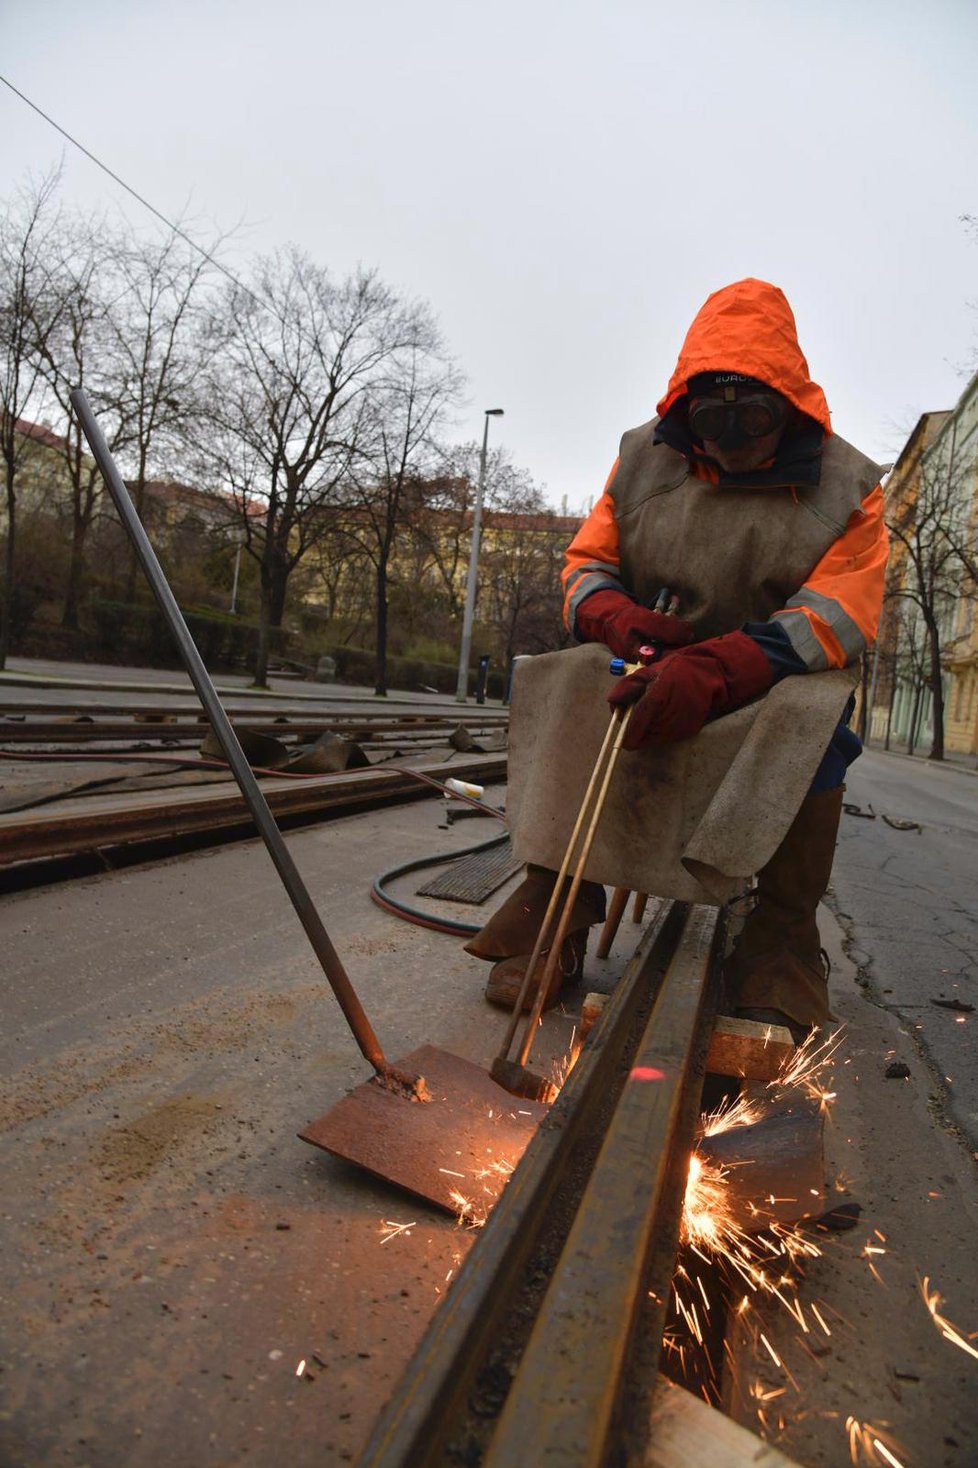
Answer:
[{"left": 465, "top": 278, "right": 888, "bottom": 1042}]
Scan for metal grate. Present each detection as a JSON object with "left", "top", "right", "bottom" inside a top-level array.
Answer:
[{"left": 417, "top": 837, "right": 521, "bottom": 904}]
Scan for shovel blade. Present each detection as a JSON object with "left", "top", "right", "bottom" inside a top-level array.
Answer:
[{"left": 299, "top": 1044, "right": 549, "bottom": 1219}]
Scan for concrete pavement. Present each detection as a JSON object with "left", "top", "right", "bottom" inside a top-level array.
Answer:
[
  {"left": 831, "top": 748, "right": 978, "bottom": 1153},
  {"left": 1, "top": 737, "right": 976, "bottom": 1467}
]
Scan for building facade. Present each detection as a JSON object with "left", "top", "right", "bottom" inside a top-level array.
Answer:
[{"left": 871, "top": 373, "right": 978, "bottom": 756}]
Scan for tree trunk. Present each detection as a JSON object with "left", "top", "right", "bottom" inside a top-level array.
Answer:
[
  {"left": 269, "top": 570, "right": 288, "bottom": 627},
  {"left": 0, "top": 477, "right": 16, "bottom": 669},
  {"left": 884, "top": 680, "right": 895, "bottom": 752},
  {"left": 857, "top": 651, "right": 870, "bottom": 741},
  {"left": 374, "top": 556, "right": 389, "bottom": 697},
  {"left": 926, "top": 620, "right": 945, "bottom": 761},
  {"left": 253, "top": 582, "right": 272, "bottom": 689},
  {"left": 61, "top": 517, "right": 87, "bottom": 630},
  {"left": 907, "top": 680, "right": 923, "bottom": 758},
  {"left": 123, "top": 478, "right": 146, "bottom": 607}
]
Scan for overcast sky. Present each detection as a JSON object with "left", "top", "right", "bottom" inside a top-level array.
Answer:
[{"left": 3, "top": 0, "right": 977, "bottom": 509}]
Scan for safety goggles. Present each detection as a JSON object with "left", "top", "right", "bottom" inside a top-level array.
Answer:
[{"left": 687, "top": 392, "right": 787, "bottom": 445}]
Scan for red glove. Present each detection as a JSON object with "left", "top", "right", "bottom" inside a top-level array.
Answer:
[
  {"left": 607, "top": 631, "right": 773, "bottom": 750},
  {"left": 575, "top": 589, "right": 694, "bottom": 661}
]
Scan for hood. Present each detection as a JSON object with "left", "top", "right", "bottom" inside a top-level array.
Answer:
[{"left": 656, "top": 278, "right": 832, "bottom": 434}]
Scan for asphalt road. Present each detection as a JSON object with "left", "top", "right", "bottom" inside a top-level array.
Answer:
[
  {"left": 2, "top": 724, "right": 976, "bottom": 1467},
  {"left": 830, "top": 747, "right": 978, "bottom": 1152},
  {"left": 0, "top": 782, "right": 583, "bottom": 1468}
]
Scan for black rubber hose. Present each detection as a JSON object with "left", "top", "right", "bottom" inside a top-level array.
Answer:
[{"left": 370, "top": 832, "right": 511, "bottom": 936}]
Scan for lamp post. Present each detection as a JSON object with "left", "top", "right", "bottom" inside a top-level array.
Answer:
[
  {"left": 229, "top": 537, "right": 243, "bottom": 615},
  {"left": 455, "top": 407, "right": 504, "bottom": 702}
]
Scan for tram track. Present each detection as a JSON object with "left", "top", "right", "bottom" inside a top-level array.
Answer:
[
  {"left": 0, "top": 702, "right": 508, "bottom": 747},
  {"left": 357, "top": 900, "right": 793, "bottom": 1468},
  {"left": 0, "top": 750, "right": 507, "bottom": 887}
]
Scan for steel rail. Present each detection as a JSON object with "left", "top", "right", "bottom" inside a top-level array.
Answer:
[
  {"left": 0, "top": 720, "right": 501, "bottom": 745},
  {"left": 0, "top": 704, "right": 507, "bottom": 726},
  {"left": 486, "top": 904, "right": 720, "bottom": 1467},
  {"left": 0, "top": 701, "right": 509, "bottom": 720},
  {"left": 357, "top": 901, "right": 723, "bottom": 1468},
  {"left": 0, "top": 751, "right": 506, "bottom": 870}
]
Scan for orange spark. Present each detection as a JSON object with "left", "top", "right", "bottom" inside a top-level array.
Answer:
[{"left": 921, "top": 1277, "right": 978, "bottom": 1362}]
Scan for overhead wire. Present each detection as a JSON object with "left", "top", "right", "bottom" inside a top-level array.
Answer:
[
  {"left": 3, "top": 75, "right": 515, "bottom": 930},
  {"left": 0, "top": 72, "right": 267, "bottom": 312}
]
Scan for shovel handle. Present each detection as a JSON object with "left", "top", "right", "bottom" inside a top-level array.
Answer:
[{"left": 70, "top": 389, "right": 392, "bottom": 1080}]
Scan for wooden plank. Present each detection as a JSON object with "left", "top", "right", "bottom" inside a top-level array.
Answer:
[
  {"left": 647, "top": 1377, "right": 801, "bottom": 1467},
  {"left": 706, "top": 1015, "right": 795, "bottom": 1082},
  {"left": 580, "top": 990, "right": 609, "bottom": 1041}
]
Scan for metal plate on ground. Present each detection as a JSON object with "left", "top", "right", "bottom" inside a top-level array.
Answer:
[
  {"left": 416, "top": 838, "right": 521, "bottom": 904},
  {"left": 299, "top": 1044, "right": 548, "bottom": 1218}
]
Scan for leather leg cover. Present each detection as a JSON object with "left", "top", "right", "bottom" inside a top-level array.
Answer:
[
  {"left": 723, "top": 786, "right": 844, "bottom": 1029},
  {"left": 463, "top": 864, "right": 607, "bottom": 962}
]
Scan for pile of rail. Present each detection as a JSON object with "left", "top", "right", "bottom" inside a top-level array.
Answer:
[
  {"left": 0, "top": 702, "right": 508, "bottom": 877},
  {"left": 0, "top": 701, "right": 507, "bottom": 748}
]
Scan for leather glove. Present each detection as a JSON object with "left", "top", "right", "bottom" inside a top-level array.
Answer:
[
  {"left": 575, "top": 588, "right": 694, "bottom": 661},
  {"left": 607, "top": 631, "right": 774, "bottom": 749}
]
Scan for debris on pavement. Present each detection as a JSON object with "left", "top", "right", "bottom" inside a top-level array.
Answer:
[{"left": 882, "top": 814, "right": 922, "bottom": 832}]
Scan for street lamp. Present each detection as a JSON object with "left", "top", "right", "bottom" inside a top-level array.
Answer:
[
  {"left": 229, "top": 536, "right": 244, "bottom": 615},
  {"left": 455, "top": 408, "right": 504, "bottom": 702}
]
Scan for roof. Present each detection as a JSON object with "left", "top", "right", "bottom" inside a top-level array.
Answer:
[{"left": 13, "top": 417, "right": 70, "bottom": 453}]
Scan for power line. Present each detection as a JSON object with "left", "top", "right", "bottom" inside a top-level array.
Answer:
[{"left": 0, "top": 71, "right": 264, "bottom": 309}]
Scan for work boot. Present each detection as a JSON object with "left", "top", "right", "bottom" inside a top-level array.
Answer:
[
  {"left": 464, "top": 865, "right": 605, "bottom": 1011},
  {"left": 484, "top": 930, "right": 588, "bottom": 1012},
  {"left": 723, "top": 786, "right": 844, "bottom": 1039}
]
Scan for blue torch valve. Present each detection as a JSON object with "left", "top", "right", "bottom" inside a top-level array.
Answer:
[{"left": 609, "top": 657, "right": 626, "bottom": 676}]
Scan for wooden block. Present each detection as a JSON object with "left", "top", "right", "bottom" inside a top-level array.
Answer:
[
  {"left": 706, "top": 1015, "right": 794, "bottom": 1082},
  {"left": 580, "top": 991, "right": 608, "bottom": 1042},
  {"left": 647, "top": 1376, "right": 802, "bottom": 1466}
]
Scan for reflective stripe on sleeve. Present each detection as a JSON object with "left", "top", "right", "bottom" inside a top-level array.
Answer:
[
  {"left": 565, "top": 565, "right": 625, "bottom": 631},
  {"left": 772, "top": 607, "right": 831, "bottom": 670},
  {"left": 773, "top": 483, "right": 889, "bottom": 670},
  {"left": 561, "top": 478, "right": 622, "bottom": 630},
  {"left": 774, "top": 590, "right": 866, "bottom": 669}
]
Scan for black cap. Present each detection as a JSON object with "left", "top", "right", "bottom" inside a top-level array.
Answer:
[{"left": 688, "top": 371, "right": 772, "bottom": 396}]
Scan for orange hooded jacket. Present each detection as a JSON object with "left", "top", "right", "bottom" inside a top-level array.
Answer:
[{"left": 562, "top": 279, "right": 888, "bottom": 671}]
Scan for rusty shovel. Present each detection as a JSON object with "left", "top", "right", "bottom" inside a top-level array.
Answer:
[{"left": 71, "top": 389, "right": 547, "bottom": 1216}]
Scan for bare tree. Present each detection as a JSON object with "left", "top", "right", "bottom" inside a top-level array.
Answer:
[
  {"left": 32, "top": 214, "right": 121, "bottom": 628},
  {"left": 0, "top": 171, "right": 68, "bottom": 665},
  {"left": 340, "top": 340, "right": 463, "bottom": 694},
  {"left": 478, "top": 476, "right": 569, "bottom": 664},
  {"left": 886, "top": 444, "right": 973, "bottom": 760},
  {"left": 407, "top": 442, "right": 526, "bottom": 621},
  {"left": 103, "top": 224, "right": 216, "bottom": 604},
  {"left": 199, "top": 250, "right": 440, "bottom": 687},
  {"left": 407, "top": 467, "right": 476, "bottom": 621}
]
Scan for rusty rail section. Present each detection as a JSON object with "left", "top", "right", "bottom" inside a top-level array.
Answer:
[
  {"left": 0, "top": 707, "right": 508, "bottom": 743},
  {"left": 359, "top": 901, "right": 724, "bottom": 1468},
  {"left": 0, "top": 752, "right": 506, "bottom": 873}
]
